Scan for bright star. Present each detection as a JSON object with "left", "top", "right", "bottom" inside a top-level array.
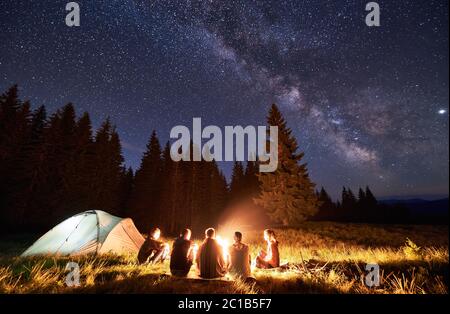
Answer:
[{"left": 438, "top": 109, "right": 447, "bottom": 115}]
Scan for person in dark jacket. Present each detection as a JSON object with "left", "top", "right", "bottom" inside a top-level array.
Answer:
[
  {"left": 255, "top": 229, "right": 280, "bottom": 269},
  {"left": 137, "top": 227, "right": 169, "bottom": 264},
  {"left": 229, "top": 231, "right": 252, "bottom": 279},
  {"left": 170, "top": 228, "right": 196, "bottom": 277},
  {"left": 196, "top": 228, "right": 227, "bottom": 279}
]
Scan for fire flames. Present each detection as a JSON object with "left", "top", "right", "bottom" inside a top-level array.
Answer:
[
  {"left": 216, "top": 235, "right": 230, "bottom": 263},
  {"left": 192, "top": 236, "right": 230, "bottom": 264}
]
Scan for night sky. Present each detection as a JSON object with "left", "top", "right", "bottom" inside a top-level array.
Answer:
[{"left": 1, "top": 1, "right": 448, "bottom": 199}]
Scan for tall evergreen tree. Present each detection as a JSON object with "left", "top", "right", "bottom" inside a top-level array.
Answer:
[
  {"left": 358, "top": 188, "right": 366, "bottom": 206},
  {"left": 52, "top": 104, "right": 78, "bottom": 221},
  {"left": 63, "top": 111, "right": 94, "bottom": 215},
  {"left": 364, "top": 186, "right": 378, "bottom": 222},
  {"left": 0, "top": 86, "right": 32, "bottom": 230},
  {"left": 0, "top": 85, "right": 30, "bottom": 171},
  {"left": 129, "top": 131, "right": 162, "bottom": 231},
  {"left": 89, "top": 119, "right": 125, "bottom": 215},
  {"left": 365, "top": 186, "right": 377, "bottom": 207},
  {"left": 356, "top": 187, "right": 367, "bottom": 221},
  {"left": 229, "top": 161, "right": 245, "bottom": 203},
  {"left": 342, "top": 187, "right": 357, "bottom": 220},
  {"left": 243, "top": 160, "right": 260, "bottom": 198},
  {"left": 10, "top": 105, "right": 48, "bottom": 229},
  {"left": 118, "top": 167, "right": 134, "bottom": 217},
  {"left": 315, "top": 187, "right": 336, "bottom": 220},
  {"left": 158, "top": 142, "right": 174, "bottom": 231},
  {"left": 255, "top": 104, "right": 318, "bottom": 225},
  {"left": 209, "top": 164, "right": 229, "bottom": 223}
]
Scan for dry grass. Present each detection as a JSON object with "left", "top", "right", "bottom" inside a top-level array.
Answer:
[{"left": 0, "top": 222, "right": 448, "bottom": 294}]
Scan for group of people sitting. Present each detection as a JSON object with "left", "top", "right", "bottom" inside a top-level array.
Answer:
[{"left": 137, "top": 227, "right": 280, "bottom": 279}]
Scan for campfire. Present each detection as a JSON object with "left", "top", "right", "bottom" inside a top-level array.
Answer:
[
  {"left": 191, "top": 235, "right": 230, "bottom": 264},
  {"left": 216, "top": 235, "right": 230, "bottom": 263}
]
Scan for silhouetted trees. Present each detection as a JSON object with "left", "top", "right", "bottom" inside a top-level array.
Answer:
[
  {"left": 0, "top": 86, "right": 135, "bottom": 232},
  {"left": 314, "top": 187, "right": 336, "bottom": 220},
  {"left": 0, "top": 86, "right": 232, "bottom": 235},
  {"left": 129, "top": 130, "right": 163, "bottom": 230},
  {"left": 0, "top": 86, "right": 426, "bottom": 234},
  {"left": 136, "top": 141, "right": 229, "bottom": 236},
  {"left": 313, "top": 186, "right": 411, "bottom": 224},
  {"left": 255, "top": 104, "right": 318, "bottom": 225}
]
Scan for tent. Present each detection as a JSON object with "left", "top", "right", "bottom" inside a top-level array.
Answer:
[{"left": 21, "top": 210, "right": 145, "bottom": 257}]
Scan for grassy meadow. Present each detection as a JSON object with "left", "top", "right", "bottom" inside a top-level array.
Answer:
[{"left": 0, "top": 222, "right": 448, "bottom": 294}]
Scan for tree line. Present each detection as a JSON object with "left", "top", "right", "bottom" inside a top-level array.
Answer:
[
  {"left": 314, "top": 186, "right": 409, "bottom": 223},
  {"left": 0, "top": 85, "right": 261, "bottom": 235},
  {"left": 1, "top": 85, "right": 413, "bottom": 235}
]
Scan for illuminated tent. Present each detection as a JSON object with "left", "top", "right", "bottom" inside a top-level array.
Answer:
[{"left": 21, "top": 210, "right": 145, "bottom": 257}]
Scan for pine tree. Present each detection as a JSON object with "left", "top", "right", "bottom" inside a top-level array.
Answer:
[
  {"left": 104, "top": 129, "right": 125, "bottom": 213},
  {"left": 315, "top": 187, "right": 336, "bottom": 220},
  {"left": 365, "top": 186, "right": 377, "bottom": 207},
  {"left": 129, "top": 131, "right": 162, "bottom": 231},
  {"left": 356, "top": 187, "right": 367, "bottom": 222},
  {"left": 158, "top": 142, "right": 174, "bottom": 231},
  {"left": 341, "top": 187, "right": 357, "bottom": 221},
  {"left": 0, "top": 86, "right": 32, "bottom": 230},
  {"left": 165, "top": 153, "right": 188, "bottom": 234},
  {"left": 10, "top": 105, "right": 47, "bottom": 229},
  {"left": 40, "top": 104, "right": 77, "bottom": 222},
  {"left": 358, "top": 188, "right": 366, "bottom": 206},
  {"left": 28, "top": 109, "right": 66, "bottom": 228},
  {"left": 209, "top": 164, "right": 228, "bottom": 224},
  {"left": 89, "top": 118, "right": 112, "bottom": 210},
  {"left": 229, "top": 161, "right": 245, "bottom": 203},
  {"left": 118, "top": 167, "right": 134, "bottom": 217},
  {"left": 0, "top": 85, "right": 30, "bottom": 170},
  {"left": 244, "top": 160, "right": 260, "bottom": 198},
  {"left": 364, "top": 186, "right": 378, "bottom": 222},
  {"left": 60, "top": 111, "right": 95, "bottom": 216},
  {"left": 255, "top": 104, "right": 318, "bottom": 226},
  {"left": 89, "top": 119, "right": 125, "bottom": 215}
]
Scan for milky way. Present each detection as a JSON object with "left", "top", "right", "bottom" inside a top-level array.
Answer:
[{"left": 0, "top": 0, "right": 448, "bottom": 199}]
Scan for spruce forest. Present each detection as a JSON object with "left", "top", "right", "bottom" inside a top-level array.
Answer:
[{"left": 0, "top": 85, "right": 417, "bottom": 235}]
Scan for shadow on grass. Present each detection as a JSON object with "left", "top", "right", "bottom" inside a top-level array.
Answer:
[
  {"left": 68, "top": 273, "right": 237, "bottom": 294},
  {"left": 68, "top": 271, "right": 345, "bottom": 294}
]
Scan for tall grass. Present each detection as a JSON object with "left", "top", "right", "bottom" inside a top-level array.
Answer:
[{"left": 0, "top": 222, "right": 447, "bottom": 294}]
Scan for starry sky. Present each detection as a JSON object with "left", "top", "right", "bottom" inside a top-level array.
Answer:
[{"left": 1, "top": 0, "right": 448, "bottom": 199}]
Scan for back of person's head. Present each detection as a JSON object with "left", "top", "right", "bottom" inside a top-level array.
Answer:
[
  {"left": 150, "top": 227, "right": 161, "bottom": 239},
  {"left": 234, "top": 231, "right": 242, "bottom": 242},
  {"left": 181, "top": 228, "right": 191, "bottom": 240},
  {"left": 264, "top": 229, "right": 276, "bottom": 241},
  {"left": 205, "top": 227, "right": 215, "bottom": 238}
]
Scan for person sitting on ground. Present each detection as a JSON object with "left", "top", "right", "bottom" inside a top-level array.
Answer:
[
  {"left": 255, "top": 229, "right": 280, "bottom": 269},
  {"left": 137, "top": 227, "right": 169, "bottom": 264},
  {"left": 170, "top": 228, "right": 196, "bottom": 277},
  {"left": 228, "top": 231, "right": 252, "bottom": 279},
  {"left": 196, "top": 227, "right": 227, "bottom": 279}
]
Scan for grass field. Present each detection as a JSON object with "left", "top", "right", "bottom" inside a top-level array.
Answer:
[{"left": 0, "top": 222, "right": 448, "bottom": 294}]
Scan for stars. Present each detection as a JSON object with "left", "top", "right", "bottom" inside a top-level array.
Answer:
[{"left": 0, "top": 0, "right": 448, "bottom": 199}]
